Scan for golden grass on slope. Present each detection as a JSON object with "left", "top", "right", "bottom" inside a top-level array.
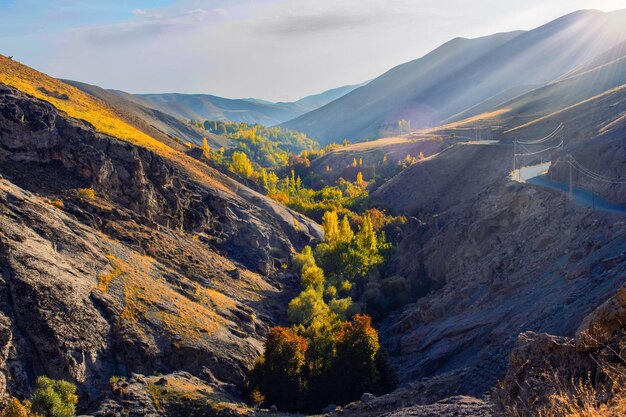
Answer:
[
  {"left": 106, "top": 252, "right": 226, "bottom": 344},
  {"left": 0, "top": 55, "right": 232, "bottom": 194},
  {"left": 504, "top": 84, "right": 626, "bottom": 134},
  {"left": 424, "top": 107, "right": 512, "bottom": 132},
  {"left": 0, "top": 55, "right": 172, "bottom": 154},
  {"left": 194, "top": 283, "right": 237, "bottom": 313},
  {"left": 97, "top": 266, "right": 122, "bottom": 292}
]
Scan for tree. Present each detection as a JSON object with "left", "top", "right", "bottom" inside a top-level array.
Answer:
[
  {"left": 338, "top": 216, "right": 354, "bottom": 246},
  {"left": 29, "top": 376, "right": 78, "bottom": 417},
  {"left": 249, "top": 327, "right": 308, "bottom": 411},
  {"left": 355, "top": 216, "right": 380, "bottom": 262},
  {"left": 321, "top": 211, "right": 340, "bottom": 247},
  {"left": 293, "top": 246, "right": 316, "bottom": 274},
  {"left": 288, "top": 287, "right": 332, "bottom": 326},
  {"left": 1, "top": 398, "right": 32, "bottom": 417},
  {"left": 300, "top": 265, "right": 325, "bottom": 290},
  {"left": 231, "top": 151, "right": 254, "bottom": 178},
  {"left": 202, "top": 137, "right": 211, "bottom": 159},
  {"left": 356, "top": 171, "right": 365, "bottom": 188},
  {"left": 333, "top": 315, "right": 380, "bottom": 403}
]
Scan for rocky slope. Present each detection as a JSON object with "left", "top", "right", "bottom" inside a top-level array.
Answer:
[{"left": 0, "top": 82, "right": 323, "bottom": 413}]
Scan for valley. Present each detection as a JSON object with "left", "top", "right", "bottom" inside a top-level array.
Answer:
[{"left": 0, "top": 5, "right": 625, "bottom": 417}]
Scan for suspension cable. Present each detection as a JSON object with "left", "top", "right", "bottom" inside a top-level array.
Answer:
[
  {"left": 516, "top": 123, "right": 564, "bottom": 145},
  {"left": 569, "top": 156, "right": 626, "bottom": 183},
  {"left": 515, "top": 139, "right": 564, "bottom": 156}
]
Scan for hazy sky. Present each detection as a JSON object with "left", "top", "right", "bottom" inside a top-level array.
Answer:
[{"left": 1, "top": 0, "right": 625, "bottom": 101}]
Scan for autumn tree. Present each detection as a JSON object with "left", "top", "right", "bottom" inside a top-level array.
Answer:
[
  {"left": 249, "top": 327, "right": 308, "bottom": 411},
  {"left": 356, "top": 171, "right": 365, "bottom": 188},
  {"left": 0, "top": 398, "right": 32, "bottom": 417},
  {"left": 338, "top": 215, "right": 354, "bottom": 246},
  {"left": 321, "top": 211, "right": 340, "bottom": 247},
  {"left": 300, "top": 265, "right": 325, "bottom": 290},
  {"left": 202, "top": 137, "right": 211, "bottom": 159},
  {"left": 293, "top": 246, "right": 316, "bottom": 274},
  {"left": 288, "top": 287, "right": 332, "bottom": 326},
  {"left": 231, "top": 151, "right": 254, "bottom": 178},
  {"left": 332, "top": 315, "right": 380, "bottom": 403}
]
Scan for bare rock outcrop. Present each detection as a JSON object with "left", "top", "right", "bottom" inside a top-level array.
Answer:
[
  {"left": 0, "top": 84, "right": 321, "bottom": 275},
  {"left": 0, "top": 84, "right": 322, "bottom": 409},
  {"left": 494, "top": 283, "right": 626, "bottom": 413}
]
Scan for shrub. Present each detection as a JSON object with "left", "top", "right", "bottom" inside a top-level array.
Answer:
[
  {"left": 77, "top": 188, "right": 95, "bottom": 200},
  {"left": 29, "top": 376, "right": 78, "bottom": 417},
  {"left": 0, "top": 398, "right": 32, "bottom": 417}
]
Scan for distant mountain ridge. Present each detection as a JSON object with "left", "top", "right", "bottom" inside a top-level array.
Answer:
[
  {"left": 132, "top": 82, "right": 364, "bottom": 126},
  {"left": 281, "top": 9, "right": 626, "bottom": 143}
]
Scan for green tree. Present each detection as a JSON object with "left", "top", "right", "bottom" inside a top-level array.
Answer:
[
  {"left": 288, "top": 287, "right": 332, "bottom": 326},
  {"left": 293, "top": 246, "right": 316, "bottom": 274},
  {"left": 29, "top": 376, "right": 78, "bottom": 417},
  {"left": 300, "top": 265, "right": 325, "bottom": 290}
]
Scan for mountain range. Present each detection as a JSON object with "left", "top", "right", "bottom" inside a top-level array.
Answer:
[
  {"left": 282, "top": 9, "right": 626, "bottom": 143},
  {"left": 0, "top": 7, "right": 625, "bottom": 417}
]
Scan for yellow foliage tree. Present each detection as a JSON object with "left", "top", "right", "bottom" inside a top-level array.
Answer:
[
  {"left": 0, "top": 398, "right": 31, "bottom": 417},
  {"left": 231, "top": 151, "right": 254, "bottom": 178},
  {"left": 322, "top": 211, "right": 340, "bottom": 247},
  {"left": 202, "top": 137, "right": 211, "bottom": 159},
  {"left": 301, "top": 265, "right": 325, "bottom": 290},
  {"left": 338, "top": 215, "right": 354, "bottom": 246},
  {"left": 356, "top": 171, "right": 365, "bottom": 188}
]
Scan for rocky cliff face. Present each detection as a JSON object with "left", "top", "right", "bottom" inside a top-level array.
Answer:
[
  {"left": 380, "top": 159, "right": 625, "bottom": 399},
  {"left": 0, "top": 84, "right": 322, "bottom": 411},
  {"left": 0, "top": 84, "right": 321, "bottom": 274}
]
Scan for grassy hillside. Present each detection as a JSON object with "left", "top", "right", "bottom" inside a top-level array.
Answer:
[
  {"left": 0, "top": 55, "right": 255, "bottom": 195},
  {"left": 63, "top": 79, "right": 230, "bottom": 149},
  {"left": 0, "top": 55, "right": 178, "bottom": 155}
]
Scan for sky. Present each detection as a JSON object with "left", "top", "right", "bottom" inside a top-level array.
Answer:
[{"left": 1, "top": 0, "right": 625, "bottom": 101}]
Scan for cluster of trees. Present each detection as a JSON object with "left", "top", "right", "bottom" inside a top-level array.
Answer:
[
  {"left": 248, "top": 210, "right": 399, "bottom": 412},
  {"left": 249, "top": 315, "right": 395, "bottom": 412},
  {"left": 198, "top": 120, "right": 317, "bottom": 168},
  {"left": 1, "top": 377, "right": 78, "bottom": 417}
]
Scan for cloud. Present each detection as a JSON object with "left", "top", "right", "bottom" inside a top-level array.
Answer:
[
  {"left": 260, "top": 11, "right": 377, "bottom": 35},
  {"left": 71, "top": 8, "right": 220, "bottom": 45},
  {"left": 253, "top": 0, "right": 404, "bottom": 36}
]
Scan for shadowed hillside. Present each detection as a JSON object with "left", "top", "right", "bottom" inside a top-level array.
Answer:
[{"left": 282, "top": 9, "right": 626, "bottom": 144}]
